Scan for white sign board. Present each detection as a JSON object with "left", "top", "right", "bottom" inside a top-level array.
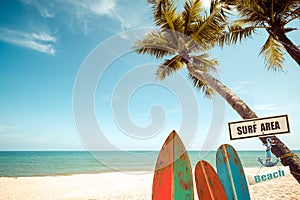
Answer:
[
  {"left": 247, "top": 166, "right": 290, "bottom": 185},
  {"left": 228, "top": 114, "right": 290, "bottom": 140}
]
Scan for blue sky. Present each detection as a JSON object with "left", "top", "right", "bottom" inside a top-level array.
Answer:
[{"left": 0, "top": 0, "right": 299, "bottom": 151}]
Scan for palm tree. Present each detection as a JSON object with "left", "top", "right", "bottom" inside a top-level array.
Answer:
[
  {"left": 218, "top": 0, "right": 300, "bottom": 70},
  {"left": 134, "top": 0, "right": 300, "bottom": 183}
]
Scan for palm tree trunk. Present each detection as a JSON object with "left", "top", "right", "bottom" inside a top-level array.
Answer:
[
  {"left": 275, "top": 31, "right": 300, "bottom": 67},
  {"left": 187, "top": 63, "right": 300, "bottom": 183}
]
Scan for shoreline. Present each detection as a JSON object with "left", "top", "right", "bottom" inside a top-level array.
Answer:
[
  {"left": 0, "top": 171, "right": 153, "bottom": 178},
  {"left": 1, "top": 168, "right": 299, "bottom": 200}
]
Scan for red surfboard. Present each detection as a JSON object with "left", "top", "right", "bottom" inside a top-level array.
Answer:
[
  {"left": 152, "top": 130, "right": 194, "bottom": 200},
  {"left": 195, "top": 160, "right": 228, "bottom": 200}
]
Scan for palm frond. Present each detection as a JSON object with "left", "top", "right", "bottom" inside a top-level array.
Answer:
[
  {"left": 281, "top": 4, "right": 300, "bottom": 24},
  {"left": 221, "top": 0, "right": 300, "bottom": 26},
  {"left": 191, "top": 54, "right": 219, "bottom": 73},
  {"left": 148, "top": 0, "right": 183, "bottom": 31},
  {"left": 181, "top": 36, "right": 204, "bottom": 53},
  {"left": 133, "top": 30, "right": 177, "bottom": 59},
  {"left": 182, "top": 0, "right": 204, "bottom": 35},
  {"left": 147, "top": 0, "right": 171, "bottom": 20},
  {"left": 156, "top": 55, "right": 185, "bottom": 80},
  {"left": 218, "top": 24, "right": 257, "bottom": 46},
  {"left": 277, "top": 0, "right": 300, "bottom": 17},
  {"left": 188, "top": 73, "right": 215, "bottom": 98},
  {"left": 260, "top": 36, "right": 285, "bottom": 71},
  {"left": 220, "top": 0, "right": 269, "bottom": 24},
  {"left": 219, "top": 0, "right": 300, "bottom": 69},
  {"left": 191, "top": 2, "right": 228, "bottom": 49}
]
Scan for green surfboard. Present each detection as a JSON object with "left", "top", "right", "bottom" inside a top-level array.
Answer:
[
  {"left": 152, "top": 130, "right": 194, "bottom": 200},
  {"left": 216, "top": 144, "right": 250, "bottom": 200}
]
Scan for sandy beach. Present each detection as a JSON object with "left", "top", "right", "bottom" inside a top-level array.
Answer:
[{"left": 0, "top": 168, "right": 299, "bottom": 200}]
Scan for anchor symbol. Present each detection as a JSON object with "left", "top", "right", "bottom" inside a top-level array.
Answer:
[{"left": 258, "top": 138, "right": 280, "bottom": 167}]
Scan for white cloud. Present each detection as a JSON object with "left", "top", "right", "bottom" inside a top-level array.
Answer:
[
  {"left": 19, "top": 0, "right": 152, "bottom": 35},
  {"left": 84, "top": 0, "right": 116, "bottom": 16},
  {"left": 61, "top": 0, "right": 152, "bottom": 33},
  {"left": 31, "top": 31, "right": 56, "bottom": 42},
  {"left": 36, "top": 3, "right": 55, "bottom": 18},
  {"left": 253, "top": 104, "right": 278, "bottom": 111},
  {"left": 63, "top": 0, "right": 116, "bottom": 18},
  {"left": 20, "top": 0, "right": 55, "bottom": 18},
  {"left": 232, "top": 80, "right": 254, "bottom": 94},
  {"left": 110, "top": 4, "right": 152, "bottom": 30},
  {"left": 0, "top": 28, "right": 56, "bottom": 55}
]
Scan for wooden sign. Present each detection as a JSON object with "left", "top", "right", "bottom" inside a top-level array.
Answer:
[{"left": 228, "top": 114, "right": 290, "bottom": 140}]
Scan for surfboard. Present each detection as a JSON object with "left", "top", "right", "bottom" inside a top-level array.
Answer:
[
  {"left": 216, "top": 144, "right": 250, "bottom": 200},
  {"left": 152, "top": 130, "right": 194, "bottom": 200},
  {"left": 195, "top": 160, "right": 228, "bottom": 200}
]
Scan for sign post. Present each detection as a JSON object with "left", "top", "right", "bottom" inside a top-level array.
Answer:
[{"left": 228, "top": 114, "right": 290, "bottom": 140}]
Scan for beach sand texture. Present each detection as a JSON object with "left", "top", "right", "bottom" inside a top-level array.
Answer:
[{"left": 0, "top": 169, "right": 299, "bottom": 200}]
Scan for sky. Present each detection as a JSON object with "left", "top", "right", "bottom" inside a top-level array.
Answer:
[{"left": 0, "top": 0, "right": 300, "bottom": 151}]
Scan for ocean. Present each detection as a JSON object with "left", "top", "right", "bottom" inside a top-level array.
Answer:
[{"left": 0, "top": 150, "right": 299, "bottom": 177}]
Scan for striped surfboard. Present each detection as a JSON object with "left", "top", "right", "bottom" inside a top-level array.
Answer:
[
  {"left": 152, "top": 130, "right": 194, "bottom": 200},
  {"left": 195, "top": 160, "right": 228, "bottom": 200},
  {"left": 216, "top": 144, "right": 250, "bottom": 200}
]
